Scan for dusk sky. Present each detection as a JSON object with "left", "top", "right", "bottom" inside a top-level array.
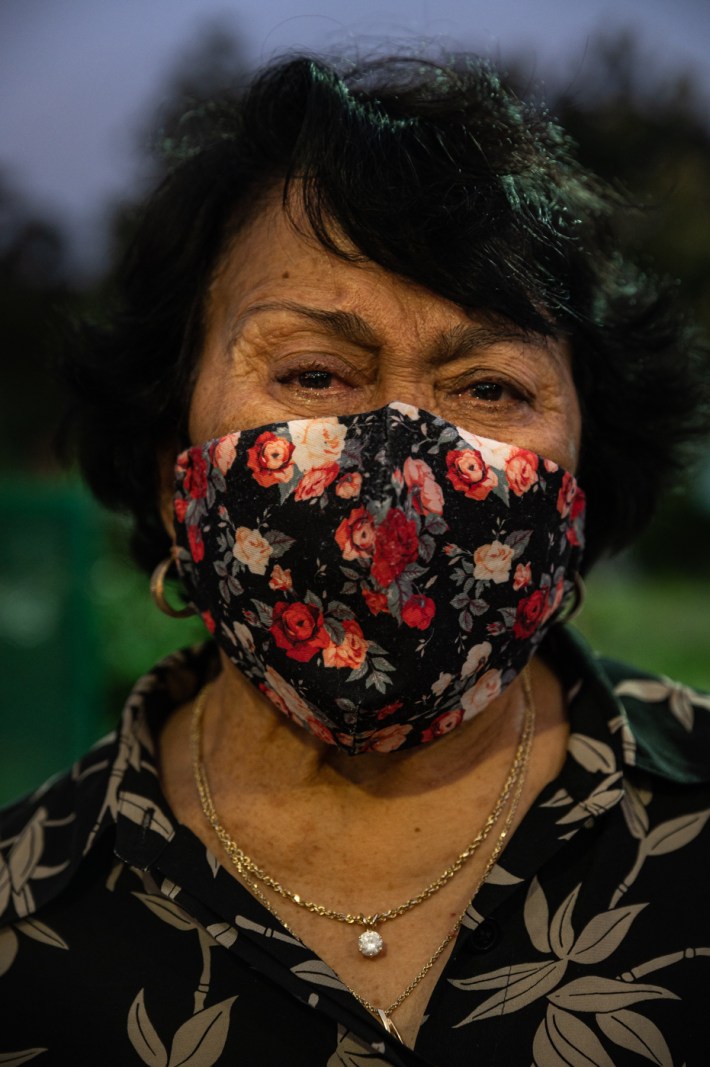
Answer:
[{"left": 2, "top": 0, "right": 709, "bottom": 273}]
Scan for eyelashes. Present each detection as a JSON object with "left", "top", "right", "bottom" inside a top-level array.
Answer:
[{"left": 271, "top": 352, "right": 534, "bottom": 415}]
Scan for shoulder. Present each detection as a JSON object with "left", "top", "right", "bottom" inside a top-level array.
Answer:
[
  {"left": 0, "top": 642, "right": 214, "bottom": 928},
  {"left": 597, "top": 655, "right": 710, "bottom": 785},
  {"left": 555, "top": 626, "right": 710, "bottom": 785},
  {"left": 0, "top": 732, "right": 118, "bottom": 926}
]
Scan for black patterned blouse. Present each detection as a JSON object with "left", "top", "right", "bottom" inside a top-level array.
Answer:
[{"left": 2, "top": 627, "right": 710, "bottom": 1066}]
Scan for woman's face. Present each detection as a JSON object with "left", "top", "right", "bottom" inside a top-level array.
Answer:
[{"left": 188, "top": 197, "right": 581, "bottom": 472}]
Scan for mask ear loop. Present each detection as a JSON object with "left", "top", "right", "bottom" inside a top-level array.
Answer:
[
  {"left": 558, "top": 572, "right": 586, "bottom": 625},
  {"left": 150, "top": 554, "right": 197, "bottom": 618}
]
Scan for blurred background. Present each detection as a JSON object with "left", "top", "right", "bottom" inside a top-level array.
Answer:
[{"left": 1, "top": 0, "right": 709, "bottom": 804}]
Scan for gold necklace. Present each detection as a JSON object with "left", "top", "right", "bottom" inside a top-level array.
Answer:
[{"left": 191, "top": 670, "right": 534, "bottom": 965}]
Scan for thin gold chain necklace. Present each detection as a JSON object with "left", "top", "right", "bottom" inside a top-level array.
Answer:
[{"left": 191, "top": 671, "right": 534, "bottom": 967}]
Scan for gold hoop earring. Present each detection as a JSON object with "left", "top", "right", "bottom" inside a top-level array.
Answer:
[
  {"left": 559, "top": 572, "right": 586, "bottom": 624},
  {"left": 150, "top": 556, "right": 196, "bottom": 618}
]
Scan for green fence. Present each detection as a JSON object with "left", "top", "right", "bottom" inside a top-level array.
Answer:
[{"left": 0, "top": 480, "right": 102, "bottom": 803}]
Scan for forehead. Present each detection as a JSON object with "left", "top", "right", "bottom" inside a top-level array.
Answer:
[
  {"left": 201, "top": 196, "right": 571, "bottom": 386},
  {"left": 206, "top": 195, "right": 480, "bottom": 338}
]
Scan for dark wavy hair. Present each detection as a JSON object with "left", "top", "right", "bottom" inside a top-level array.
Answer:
[{"left": 61, "top": 54, "right": 709, "bottom": 573}]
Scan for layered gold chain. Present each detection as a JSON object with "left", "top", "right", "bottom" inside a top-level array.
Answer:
[{"left": 191, "top": 670, "right": 535, "bottom": 1037}]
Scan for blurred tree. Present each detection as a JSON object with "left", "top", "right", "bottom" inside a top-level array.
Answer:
[
  {"left": 137, "top": 19, "right": 251, "bottom": 181},
  {"left": 526, "top": 32, "right": 710, "bottom": 575},
  {"left": 0, "top": 175, "right": 76, "bottom": 472}
]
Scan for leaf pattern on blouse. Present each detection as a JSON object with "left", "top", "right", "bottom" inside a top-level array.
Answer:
[{"left": 1, "top": 628, "right": 710, "bottom": 1064}]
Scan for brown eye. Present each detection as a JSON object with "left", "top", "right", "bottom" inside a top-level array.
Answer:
[
  {"left": 469, "top": 381, "right": 504, "bottom": 401},
  {"left": 297, "top": 370, "right": 333, "bottom": 389}
]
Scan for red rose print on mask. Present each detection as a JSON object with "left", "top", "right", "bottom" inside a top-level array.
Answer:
[
  {"left": 446, "top": 448, "right": 498, "bottom": 500},
  {"left": 566, "top": 490, "right": 586, "bottom": 547},
  {"left": 401, "top": 594, "right": 436, "bottom": 629},
  {"left": 174, "top": 403, "right": 586, "bottom": 755},
  {"left": 184, "top": 451, "right": 209, "bottom": 500},
  {"left": 513, "top": 588, "right": 550, "bottom": 639},
  {"left": 247, "top": 432, "right": 296, "bottom": 488},
  {"left": 335, "top": 506, "right": 376, "bottom": 560},
  {"left": 505, "top": 448, "right": 539, "bottom": 496},
  {"left": 421, "top": 708, "right": 463, "bottom": 743},
  {"left": 557, "top": 470, "right": 576, "bottom": 517},
  {"left": 371, "top": 508, "right": 419, "bottom": 587},
  {"left": 187, "top": 524, "right": 204, "bottom": 562},
  {"left": 362, "top": 588, "right": 389, "bottom": 615},
  {"left": 270, "top": 601, "right": 331, "bottom": 662},
  {"left": 305, "top": 716, "right": 336, "bottom": 745}
]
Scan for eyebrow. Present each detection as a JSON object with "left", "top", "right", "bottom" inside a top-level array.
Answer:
[
  {"left": 229, "top": 300, "right": 381, "bottom": 350},
  {"left": 426, "top": 322, "right": 551, "bottom": 367},
  {"left": 229, "top": 299, "right": 551, "bottom": 364}
]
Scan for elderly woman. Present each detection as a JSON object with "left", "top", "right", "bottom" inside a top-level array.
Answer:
[{"left": 2, "top": 55, "right": 709, "bottom": 1065}]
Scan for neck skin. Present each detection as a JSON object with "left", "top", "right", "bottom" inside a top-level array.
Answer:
[
  {"left": 199, "top": 647, "right": 560, "bottom": 808},
  {"left": 161, "top": 646, "right": 568, "bottom": 1050}
]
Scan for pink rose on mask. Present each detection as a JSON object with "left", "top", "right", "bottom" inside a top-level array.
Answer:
[
  {"left": 174, "top": 497, "right": 189, "bottom": 523},
  {"left": 363, "top": 722, "right": 413, "bottom": 753},
  {"left": 462, "top": 669, "right": 502, "bottom": 718},
  {"left": 401, "top": 594, "right": 436, "bottom": 630},
  {"left": 421, "top": 708, "right": 463, "bottom": 743},
  {"left": 247, "top": 431, "right": 295, "bottom": 488},
  {"left": 513, "top": 561, "right": 532, "bottom": 591},
  {"left": 305, "top": 716, "right": 336, "bottom": 745},
  {"left": 200, "top": 610, "right": 216, "bottom": 634},
  {"left": 513, "top": 589, "right": 549, "bottom": 639},
  {"left": 335, "top": 472, "right": 362, "bottom": 499},
  {"left": 187, "top": 524, "right": 204, "bottom": 562},
  {"left": 270, "top": 601, "right": 331, "bottom": 662},
  {"left": 183, "top": 451, "right": 209, "bottom": 500},
  {"left": 446, "top": 449, "right": 498, "bottom": 500},
  {"left": 371, "top": 508, "right": 419, "bottom": 587},
  {"left": 505, "top": 448, "right": 539, "bottom": 496},
  {"left": 322, "top": 618, "right": 368, "bottom": 669},
  {"left": 335, "top": 506, "right": 376, "bottom": 560},
  {"left": 212, "top": 432, "right": 240, "bottom": 474},
  {"left": 403, "top": 457, "right": 444, "bottom": 516},
  {"left": 268, "top": 564, "right": 292, "bottom": 591},
  {"left": 294, "top": 462, "right": 339, "bottom": 500}
]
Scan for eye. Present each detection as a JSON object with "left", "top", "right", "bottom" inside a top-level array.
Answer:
[
  {"left": 296, "top": 369, "right": 333, "bottom": 389},
  {"left": 468, "top": 381, "right": 505, "bottom": 402}
]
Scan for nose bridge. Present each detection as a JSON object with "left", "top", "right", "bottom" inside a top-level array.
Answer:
[{"left": 370, "top": 352, "right": 437, "bottom": 414}]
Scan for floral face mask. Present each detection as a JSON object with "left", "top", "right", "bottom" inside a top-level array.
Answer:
[{"left": 173, "top": 402, "right": 585, "bottom": 754}]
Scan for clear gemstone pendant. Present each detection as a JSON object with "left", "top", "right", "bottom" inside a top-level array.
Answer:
[{"left": 358, "top": 928, "right": 384, "bottom": 958}]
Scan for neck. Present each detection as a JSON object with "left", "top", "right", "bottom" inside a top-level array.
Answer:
[{"left": 202, "top": 650, "right": 536, "bottom": 804}]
